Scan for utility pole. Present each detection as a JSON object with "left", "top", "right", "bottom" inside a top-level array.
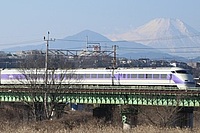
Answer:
[
  {"left": 112, "top": 45, "right": 117, "bottom": 85},
  {"left": 43, "top": 31, "right": 55, "bottom": 119},
  {"left": 44, "top": 31, "right": 55, "bottom": 86},
  {"left": 86, "top": 36, "right": 88, "bottom": 51},
  {"left": 113, "top": 45, "right": 117, "bottom": 69}
]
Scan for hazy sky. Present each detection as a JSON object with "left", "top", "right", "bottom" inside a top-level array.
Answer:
[{"left": 0, "top": 0, "right": 199, "bottom": 49}]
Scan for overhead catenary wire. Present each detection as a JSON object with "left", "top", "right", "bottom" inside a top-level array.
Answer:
[
  {"left": 0, "top": 40, "right": 43, "bottom": 47},
  {"left": 1, "top": 32, "right": 200, "bottom": 55}
]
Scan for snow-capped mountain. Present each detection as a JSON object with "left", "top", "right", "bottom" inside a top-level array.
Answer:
[{"left": 111, "top": 18, "right": 200, "bottom": 58}]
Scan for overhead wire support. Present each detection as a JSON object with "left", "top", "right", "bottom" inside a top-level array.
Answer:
[
  {"left": 112, "top": 45, "right": 117, "bottom": 69},
  {"left": 44, "top": 31, "right": 55, "bottom": 87},
  {"left": 112, "top": 45, "right": 118, "bottom": 85}
]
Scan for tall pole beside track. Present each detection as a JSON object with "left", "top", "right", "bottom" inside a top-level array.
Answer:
[
  {"left": 44, "top": 31, "right": 55, "bottom": 87},
  {"left": 112, "top": 45, "right": 117, "bottom": 85},
  {"left": 113, "top": 45, "right": 117, "bottom": 69},
  {"left": 43, "top": 31, "right": 55, "bottom": 119}
]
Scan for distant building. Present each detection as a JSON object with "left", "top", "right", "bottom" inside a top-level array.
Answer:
[
  {"left": 0, "top": 51, "right": 7, "bottom": 58},
  {"left": 16, "top": 50, "right": 43, "bottom": 57}
]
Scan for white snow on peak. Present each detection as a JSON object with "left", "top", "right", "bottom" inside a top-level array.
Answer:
[{"left": 111, "top": 18, "right": 200, "bottom": 58}]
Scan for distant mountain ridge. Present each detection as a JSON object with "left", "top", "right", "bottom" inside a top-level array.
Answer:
[
  {"left": 111, "top": 18, "right": 200, "bottom": 58},
  {"left": 3, "top": 29, "right": 187, "bottom": 61}
]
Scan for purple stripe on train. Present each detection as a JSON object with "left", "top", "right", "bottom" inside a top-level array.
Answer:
[
  {"left": 1, "top": 74, "right": 34, "bottom": 80},
  {"left": 0, "top": 73, "right": 183, "bottom": 84},
  {"left": 171, "top": 75, "right": 184, "bottom": 84}
]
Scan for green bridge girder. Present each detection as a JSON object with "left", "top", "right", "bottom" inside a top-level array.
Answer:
[{"left": 0, "top": 89, "right": 200, "bottom": 107}]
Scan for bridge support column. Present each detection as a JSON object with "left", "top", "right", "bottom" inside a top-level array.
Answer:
[
  {"left": 121, "top": 105, "right": 138, "bottom": 129},
  {"left": 34, "top": 102, "right": 45, "bottom": 121},
  {"left": 175, "top": 107, "right": 194, "bottom": 128},
  {"left": 93, "top": 104, "right": 117, "bottom": 122},
  {"left": 93, "top": 105, "right": 138, "bottom": 129},
  {"left": 50, "top": 103, "right": 66, "bottom": 120}
]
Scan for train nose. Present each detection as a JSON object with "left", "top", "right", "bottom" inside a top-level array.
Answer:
[{"left": 185, "top": 80, "right": 196, "bottom": 87}]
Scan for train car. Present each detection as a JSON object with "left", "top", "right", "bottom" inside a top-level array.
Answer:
[
  {"left": 112, "top": 67, "right": 195, "bottom": 89},
  {"left": 0, "top": 67, "right": 195, "bottom": 89}
]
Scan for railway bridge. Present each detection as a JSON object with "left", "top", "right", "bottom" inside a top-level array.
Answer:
[{"left": 0, "top": 85, "right": 200, "bottom": 128}]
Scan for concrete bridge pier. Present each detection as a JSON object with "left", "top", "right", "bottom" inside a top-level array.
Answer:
[
  {"left": 93, "top": 104, "right": 116, "bottom": 122},
  {"left": 121, "top": 105, "right": 138, "bottom": 129},
  {"left": 175, "top": 107, "right": 194, "bottom": 128},
  {"left": 93, "top": 104, "right": 138, "bottom": 129},
  {"left": 50, "top": 103, "right": 66, "bottom": 120},
  {"left": 34, "top": 102, "right": 45, "bottom": 121}
]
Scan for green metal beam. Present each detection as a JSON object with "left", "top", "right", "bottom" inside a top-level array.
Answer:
[{"left": 0, "top": 91, "right": 200, "bottom": 107}]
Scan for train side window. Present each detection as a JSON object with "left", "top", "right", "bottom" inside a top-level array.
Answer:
[
  {"left": 77, "top": 74, "right": 84, "bottom": 79},
  {"left": 171, "top": 71, "right": 175, "bottom": 73},
  {"left": 60, "top": 74, "right": 64, "bottom": 80},
  {"left": 123, "top": 74, "right": 126, "bottom": 78},
  {"left": 161, "top": 74, "right": 167, "bottom": 79},
  {"left": 64, "top": 74, "right": 68, "bottom": 79},
  {"left": 127, "top": 74, "right": 130, "bottom": 78},
  {"left": 91, "top": 74, "right": 97, "bottom": 78},
  {"left": 85, "top": 74, "right": 90, "bottom": 78},
  {"left": 105, "top": 74, "right": 111, "bottom": 78},
  {"left": 146, "top": 74, "right": 152, "bottom": 79},
  {"left": 72, "top": 74, "right": 77, "bottom": 79},
  {"left": 138, "top": 74, "right": 144, "bottom": 78},
  {"left": 98, "top": 74, "right": 104, "bottom": 78},
  {"left": 64, "top": 74, "right": 69, "bottom": 79},
  {"left": 131, "top": 74, "right": 137, "bottom": 79},
  {"left": 153, "top": 74, "right": 159, "bottom": 79},
  {"left": 67, "top": 74, "right": 74, "bottom": 79}
]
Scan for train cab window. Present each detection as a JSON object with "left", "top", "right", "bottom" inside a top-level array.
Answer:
[
  {"left": 131, "top": 74, "right": 137, "bottom": 79},
  {"left": 138, "top": 74, "right": 144, "bottom": 78},
  {"left": 105, "top": 74, "right": 111, "bottom": 78},
  {"left": 153, "top": 74, "right": 159, "bottom": 79},
  {"left": 161, "top": 74, "right": 167, "bottom": 79},
  {"left": 91, "top": 74, "right": 97, "bottom": 78},
  {"left": 175, "top": 70, "right": 188, "bottom": 74},
  {"left": 85, "top": 74, "right": 90, "bottom": 78},
  {"left": 98, "top": 74, "right": 104, "bottom": 78}
]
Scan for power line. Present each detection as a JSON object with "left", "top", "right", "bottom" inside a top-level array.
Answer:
[
  {"left": 119, "top": 46, "right": 200, "bottom": 50},
  {"left": 56, "top": 39, "right": 86, "bottom": 42},
  {"left": 1, "top": 32, "right": 200, "bottom": 48},
  {"left": 0, "top": 40, "right": 43, "bottom": 46},
  {"left": 117, "top": 46, "right": 200, "bottom": 54}
]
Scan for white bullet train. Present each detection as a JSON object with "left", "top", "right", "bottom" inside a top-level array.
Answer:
[{"left": 0, "top": 67, "right": 196, "bottom": 89}]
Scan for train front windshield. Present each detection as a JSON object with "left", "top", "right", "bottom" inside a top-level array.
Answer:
[{"left": 175, "top": 70, "right": 189, "bottom": 74}]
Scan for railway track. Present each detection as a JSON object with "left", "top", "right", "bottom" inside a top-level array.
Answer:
[{"left": 0, "top": 85, "right": 200, "bottom": 96}]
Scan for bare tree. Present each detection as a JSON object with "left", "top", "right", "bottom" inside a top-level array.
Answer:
[
  {"left": 16, "top": 67, "right": 81, "bottom": 120},
  {"left": 137, "top": 105, "right": 184, "bottom": 127},
  {"left": 14, "top": 54, "right": 79, "bottom": 121}
]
